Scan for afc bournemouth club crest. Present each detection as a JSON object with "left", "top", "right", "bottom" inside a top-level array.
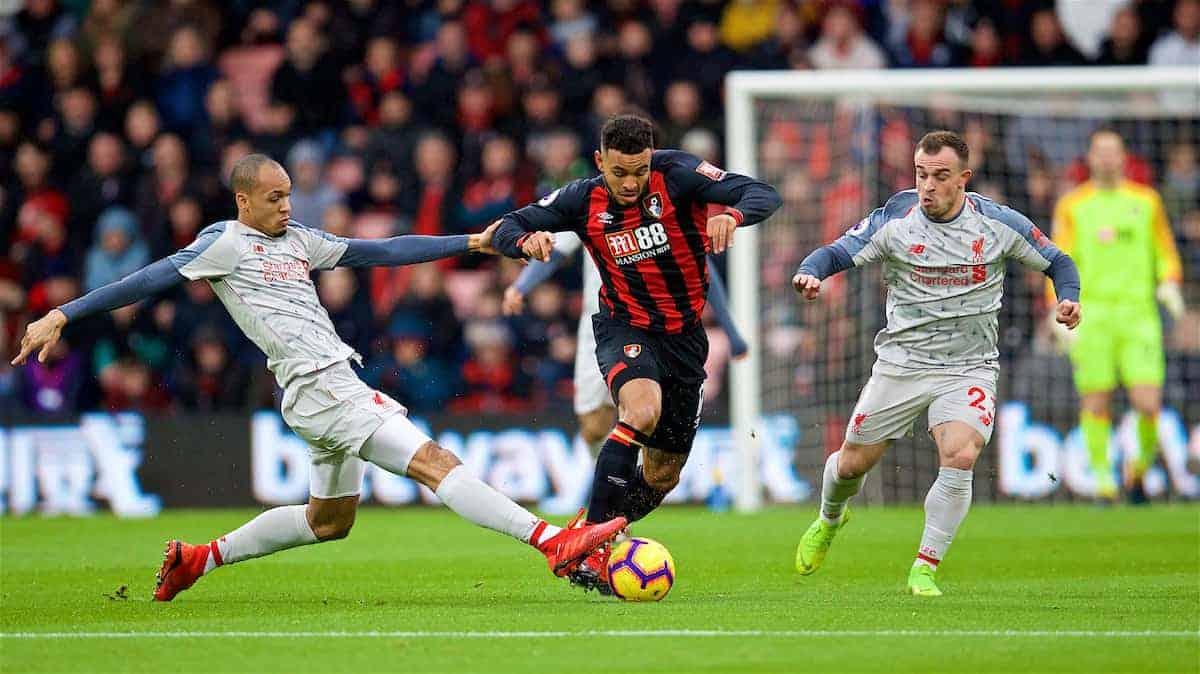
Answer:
[
  {"left": 643, "top": 192, "right": 663, "bottom": 219},
  {"left": 624, "top": 344, "right": 642, "bottom": 359}
]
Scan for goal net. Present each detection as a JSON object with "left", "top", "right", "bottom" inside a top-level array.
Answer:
[{"left": 726, "top": 67, "right": 1200, "bottom": 511}]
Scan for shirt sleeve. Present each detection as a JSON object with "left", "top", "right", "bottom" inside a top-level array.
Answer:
[
  {"left": 1046, "top": 194, "right": 1078, "bottom": 305},
  {"left": 493, "top": 179, "right": 592, "bottom": 258},
  {"left": 167, "top": 222, "right": 241, "bottom": 280},
  {"left": 289, "top": 222, "right": 351, "bottom": 271},
  {"left": 658, "top": 150, "right": 782, "bottom": 226},
  {"left": 975, "top": 194, "right": 1080, "bottom": 302},
  {"left": 1149, "top": 191, "right": 1183, "bottom": 283}
]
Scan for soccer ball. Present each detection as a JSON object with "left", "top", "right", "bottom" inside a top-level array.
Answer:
[{"left": 607, "top": 537, "right": 675, "bottom": 601}]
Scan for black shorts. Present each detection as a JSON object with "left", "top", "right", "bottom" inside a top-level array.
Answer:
[{"left": 592, "top": 313, "right": 709, "bottom": 454}]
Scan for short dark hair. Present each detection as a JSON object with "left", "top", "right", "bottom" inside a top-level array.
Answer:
[
  {"left": 916, "top": 130, "right": 970, "bottom": 167},
  {"left": 230, "top": 153, "right": 282, "bottom": 194},
  {"left": 601, "top": 114, "right": 654, "bottom": 154}
]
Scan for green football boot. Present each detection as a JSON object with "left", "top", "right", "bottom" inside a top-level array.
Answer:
[
  {"left": 907, "top": 563, "right": 943, "bottom": 597},
  {"left": 795, "top": 511, "right": 849, "bottom": 576}
]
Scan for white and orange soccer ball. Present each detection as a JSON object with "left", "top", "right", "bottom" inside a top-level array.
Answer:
[{"left": 606, "top": 537, "right": 675, "bottom": 601}]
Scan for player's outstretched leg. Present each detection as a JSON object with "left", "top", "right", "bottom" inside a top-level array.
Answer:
[
  {"left": 359, "top": 414, "right": 626, "bottom": 577},
  {"left": 796, "top": 448, "right": 870, "bottom": 575},
  {"left": 1082, "top": 410, "right": 1116, "bottom": 500},
  {"left": 155, "top": 503, "right": 324, "bottom": 601}
]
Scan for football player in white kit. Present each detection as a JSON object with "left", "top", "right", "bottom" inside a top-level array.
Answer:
[
  {"left": 501, "top": 233, "right": 747, "bottom": 458},
  {"left": 11, "top": 154, "right": 627, "bottom": 601},
  {"left": 790, "top": 131, "right": 1082, "bottom": 596}
]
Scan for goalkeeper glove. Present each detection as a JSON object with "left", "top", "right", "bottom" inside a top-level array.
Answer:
[{"left": 1156, "top": 282, "right": 1185, "bottom": 320}]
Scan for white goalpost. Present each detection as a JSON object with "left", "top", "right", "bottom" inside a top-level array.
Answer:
[{"left": 726, "top": 66, "right": 1200, "bottom": 512}]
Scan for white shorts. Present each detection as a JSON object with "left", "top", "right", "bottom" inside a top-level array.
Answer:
[
  {"left": 281, "top": 361, "right": 428, "bottom": 499},
  {"left": 574, "top": 313, "right": 614, "bottom": 415},
  {"left": 845, "top": 362, "right": 998, "bottom": 446}
]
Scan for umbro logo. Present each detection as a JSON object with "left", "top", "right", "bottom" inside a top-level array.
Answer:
[{"left": 598, "top": 212, "right": 614, "bottom": 224}]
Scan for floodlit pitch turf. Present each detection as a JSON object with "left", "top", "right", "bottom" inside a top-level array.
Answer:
[{"left": 2, "top": 505, "right": 1197, "bottom": 673}]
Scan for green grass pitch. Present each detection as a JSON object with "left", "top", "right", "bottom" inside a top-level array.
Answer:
[{"left": 2, "top": 505, "right": 1197, "bottom": 673}]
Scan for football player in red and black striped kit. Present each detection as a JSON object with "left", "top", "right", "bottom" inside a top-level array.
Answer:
[{"left": 494, "top": 114, "right": 781, "bottom": 592}]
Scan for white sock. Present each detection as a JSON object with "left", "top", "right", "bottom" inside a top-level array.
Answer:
[
  {"left": 435, "top": 466, "right": 560, "bottom": 545},
  {"left": 916, "top": 467, "right": 974, "bottom": 569},
  {"left": 205, "top": 505, "right": 318, "bottom": 573},
  {"left": 820, "top": 451, "right": 864, "bottom": 524}
]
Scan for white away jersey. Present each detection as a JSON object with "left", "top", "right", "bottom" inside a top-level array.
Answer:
[
  {"left": 551, "top": 232, "right": 601, "bottom": 316},
  {"left": 168, "top": 220, "right": 355, "bottom": 388},
  {"left": 831, "top": 190, "right": 1062, "bottom": 371}
]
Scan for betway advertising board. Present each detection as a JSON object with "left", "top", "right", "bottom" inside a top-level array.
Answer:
[{"left": 1, "top": 405, "right": 1196, "bottom": 517}]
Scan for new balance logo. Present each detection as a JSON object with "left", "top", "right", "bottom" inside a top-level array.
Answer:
[{"left": 909, "top": 244, "right": 926, "bottom": 255}]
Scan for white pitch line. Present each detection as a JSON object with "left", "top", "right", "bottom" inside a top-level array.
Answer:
[{"left": 1, "top": 630, "right": 1197, "bottom": 640}]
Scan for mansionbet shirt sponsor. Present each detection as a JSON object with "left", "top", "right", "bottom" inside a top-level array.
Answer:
[{"left": 496, "top": 150, "right": 780, "bottom": 333}]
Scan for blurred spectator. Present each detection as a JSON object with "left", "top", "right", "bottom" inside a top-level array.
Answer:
[
  {"left": 270, "top": 18, "right": 346, "bottom": 137},
  {"left": 462, "top": 0, "right": 544, "bottom": 65},
  {"left": 287, "top": 141, "right": 343, "bottom": 227},
  {"left": 559, "top": 32, "right": 609, "bottom": 121},
  {"left": 549, "top": 0, "right": 596, "bottom": 50},
  {"left": 14, "top": 0, "right": 78, "bottom": 66},
  {"left": 505, "top": 27, "right": 542, "bottom": 91},
  {"left": 681, "top": 127, "right": 720, "bottom": 164},
  {"left": 1095, "top": 6, "right": 1150, "bottom": 65},
  {"left": 720, "top": 0, "right": 779, "bottom": 53},
  {"left": 86, "top": 34, "right": 145, "bottom": 134},
  {"left": 134, "top": 133, "right": 204, "bottom": 241},
  {"left": 513, "top": 74, "right": 567, "bottom": 161},
  {"left": 674, "top": 12, "right": 736, "bottom": 109},
  {"left": 48, "top": 87, "right": 98, "bottom": 180},
  {"left": 123, "top": 100, "right": 162, "bottom": 170},
  {"left": 11, "top": 140, "right": 69, "bottom": 249},
  {"left": 318, "top": 268, "right": 373, "bottom": 358},
  {"left": 1021, "top": 8, "right": 1086, "bottom": 66},
  {"left": 83, "top": 206, "right": 149, "bottom": 292},
  {"left": 323, "top": 0, "right": 405, "bottom": 64},
  {"left": 172, "top": 329, "right": 249, "bottom": 411},
  {"left": 748, "top": 4, "right": 808, "bottom": 70},
  {"left": 661, "top": 80, "right": 714, "bottom": 150},
  {"left": 156, "top": 25, "right": 219, "bottom": 143},
  {"left": 809, "top": 3, "right": 887, "bottom": 70},
  {"left": 453, "top": 319, "right": 529, "bottom": 413},
  {"left": 384, "top": 264, "right": 463, "bottom": 360},
  {"left": 365, "top": 325, "right": 457, "bottom": 415},
  {"left": 363, "top": 91, "right": 422, "bottom": 183},
  {"left": 99, "top": 358, "right": 172, "bottom": 413},
  {"left": 346, "top": 36, "right": 405, "bottom": 127},
  {"left": 1149, "top": 0, "right": 1200, "bottom": 66},
  {"left": 459, "top": 134, "right": 534, "bottom": 233},
  {"left": 194, "top": 79, "right": 249, "bottom": 168},
  {"left": 411, "top": 20, "right": 475, "bottom": 133},
  {"left": 162, "top": 193, "right": 205, "bottom": 257},
  {"left": 962, "top": 17, "right": 1003, "bottom": 68},
  {"left": 1163, "top": 141, "right": 1200, "bottom": 226},
  {"left": 17, "top": 336, "right": 83, "bottom": 417},
  {"left": 889, "top": 0, "right": 955, "bottom": 68},
  {"left": 409, "top": 131, "right": 461, "bottom": 236},
  {"left": 535, "top": 128, "right": 589, "bottom": 196}
]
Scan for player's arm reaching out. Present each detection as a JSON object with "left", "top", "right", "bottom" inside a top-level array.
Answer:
[
  {"left": 985, "top": 199, "right": 1081, "bottom": 329},
  {"left": 791, "top": 192, "right": 909, "bottom": 300},
  {"left": 493, "top": 180, "right": 593, "bottom": 261},
  {"left": 659, "top": 150, "right": 782, "bottom": 254},
  {"left": 12, "top": 223, "right": 501, "bottom": 365}
]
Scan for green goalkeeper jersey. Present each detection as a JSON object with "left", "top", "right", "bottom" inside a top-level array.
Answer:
[{"left": 1050, "top": 180, "right": 1182, "bottom": 310}]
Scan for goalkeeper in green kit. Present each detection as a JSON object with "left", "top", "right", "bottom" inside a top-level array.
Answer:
[{"left": 1051, "top": 130, "right": 1184, "bottom": 502}]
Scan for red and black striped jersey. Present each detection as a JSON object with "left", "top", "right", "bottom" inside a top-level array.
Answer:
[{"left": 495, "top": 150, "right": 781, "bottom": 334}]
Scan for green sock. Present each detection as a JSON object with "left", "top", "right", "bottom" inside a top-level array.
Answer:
[
  {"left": 1082, "top": 411, "right": 1113, "bottom": 485},
  {"left": 1135, "top": 412, "right": 1160, "bottom": 475}
]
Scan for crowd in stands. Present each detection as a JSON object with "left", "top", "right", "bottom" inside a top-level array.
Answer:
[{"left": 1, "top": 0, "right": 1197, "bottom": 419}]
